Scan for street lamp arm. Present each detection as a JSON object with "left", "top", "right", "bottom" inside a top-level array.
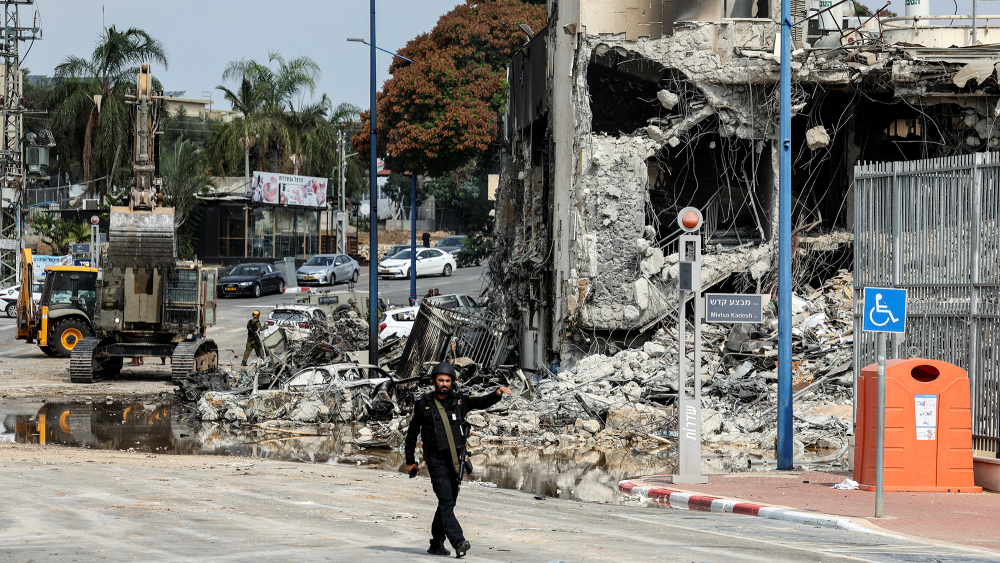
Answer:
[{"left": 346, "top": 38, "right": 413, "bottom": 63}]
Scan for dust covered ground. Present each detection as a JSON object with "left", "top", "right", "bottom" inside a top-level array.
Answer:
[
  {"left": 2, "top": 442, "right": 994, "bottom": 563},
  {"left": 0, "top": 352, "right": 175, "bottom": 401}
]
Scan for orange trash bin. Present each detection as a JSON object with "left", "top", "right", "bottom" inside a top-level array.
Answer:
[{"left": 854, "top": 358, "right": 981, "bottom": 493}]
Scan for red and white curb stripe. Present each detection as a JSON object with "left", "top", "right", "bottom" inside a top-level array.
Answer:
[
  {"left": 282, "top": 287, "right": 311, "bottom": 294},
  {"left": 619, "top": 480, "right": 869, "bottom": 532}
]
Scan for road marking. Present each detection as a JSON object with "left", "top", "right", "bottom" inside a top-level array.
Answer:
[{"left": 0, "top": 324, "right": 15, "bottom": 331}]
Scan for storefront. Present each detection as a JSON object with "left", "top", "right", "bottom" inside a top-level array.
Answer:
[{"left": 196, "top": 198, "right": 323, "bottom": 266}]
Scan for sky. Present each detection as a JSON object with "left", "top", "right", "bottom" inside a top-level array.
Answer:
[
  {"left": 25, "top": 0, "right": 466, "bottom": 111},
  {"left": 21, "top": 0, "right": 991, "bottom": 111}
]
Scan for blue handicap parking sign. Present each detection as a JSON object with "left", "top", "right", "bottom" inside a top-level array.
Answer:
[{"left": 863, "top": 287, "right": 907, "bottom": 333}]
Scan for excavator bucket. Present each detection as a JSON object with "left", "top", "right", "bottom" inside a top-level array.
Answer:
[{"left": 106, "top": 206, "right": 176, "bottom": 270}]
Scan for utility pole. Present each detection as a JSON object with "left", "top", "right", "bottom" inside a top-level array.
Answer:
[
  {"left": 777, "top": 0, "right": 794, "bottom": 469},
  {"left": 410, "top": 173, "right": 416, "bottom": 305},
  {"left": 367, "top": 0, "right": 379, "bottom": 362},
  {"left": 0, "top": 1, "right": 39, "bottom": 290},
  {"left": 338, "top": 129, "right": 346, "bottom": 255}
]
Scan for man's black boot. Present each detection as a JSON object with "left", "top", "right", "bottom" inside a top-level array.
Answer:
[
  {"left": 427, "top": 545, "right": 450, "bottom": 556},
  {"left": 454, "top": 540, "right": 470, "bottom": 558}
]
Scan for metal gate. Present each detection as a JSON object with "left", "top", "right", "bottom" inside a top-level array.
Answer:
[
  {"left": 396, "top": 301, "right": 510, "bottom": 379},
  {"left": 854, "top": 152, "right": 1000, "bottom": 453}
]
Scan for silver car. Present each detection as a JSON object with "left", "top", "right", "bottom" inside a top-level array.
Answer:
[{"left": 296, "top": 254, "right": 360, "bottom": 286}]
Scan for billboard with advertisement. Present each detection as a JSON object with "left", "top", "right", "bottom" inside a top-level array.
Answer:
[
  {"left": 250, "top": 171, "right": 327, "bottom": 208},
  {"left": 33, "top": 254, "right": 72, "bottom": 279}
]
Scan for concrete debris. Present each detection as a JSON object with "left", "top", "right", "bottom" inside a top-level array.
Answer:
[
  {"left": 179, "top": 266, "right": 854, "bottom": 470},
  {"left": 805, "top": 126, "right": 830, "bottom": 150},
  {"left": 656, "top": 89, "right": 679, "bottom": 110},
  {"left": 952, "top": 59, "right": 1000, "bottom": 88}
]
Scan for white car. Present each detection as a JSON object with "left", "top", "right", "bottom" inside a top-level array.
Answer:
[
  {"left": 379, "top": 306, "right": 418, "bottom": 338},
  {"left": 263, "top": 305, "right": 328, "bottom": 339},
  {"left": 2, "top": 282, "right": 43, "bottom": 318},
  {"left": 378, "top": 248, "right": 455, "bottom": 279}
]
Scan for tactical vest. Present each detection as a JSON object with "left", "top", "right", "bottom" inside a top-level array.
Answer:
[
  {"left": 247, "top": 319, "right": 263, "bottom": 341},
  {"left": 421, "top": 392, "right": 467, "bottom": 453}
]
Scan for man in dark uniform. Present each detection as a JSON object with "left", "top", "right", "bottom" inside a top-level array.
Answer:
[
  {"left": 405, "top": 362, "right": 511, "bottom": 558},
  {"left": 422, "top": 230, "right": 431, "bottom": 248},
  {"left": 242, "top": 310, "right": 265, "bottom": 366}
]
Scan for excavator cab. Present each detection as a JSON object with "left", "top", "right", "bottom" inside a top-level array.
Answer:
[
  {"left": 16, "top": 248, "right": 97, "bottom": 358},
  {"left": 36, "top": 266, "right": 97, "bottom": 357}
]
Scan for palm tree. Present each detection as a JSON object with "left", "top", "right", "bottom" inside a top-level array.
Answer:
[
  {"left": 213, "top": 71, "right": 269, "bottom": 182},
  {"left": 50, "top": 26, "right": 168, "bottom": 200},
  {"left": 276, "top": 95, "right": 340, "bottom": 177},
  {"left": 161, "top": 137, "right": 216, "bottom": 229},
  {"left": 211, "top": 52, "right": 321, "bottom": 177}
]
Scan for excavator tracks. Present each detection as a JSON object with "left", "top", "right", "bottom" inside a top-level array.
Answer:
[
  {"left": 171, "top": 340, "right": 219, "bottom": 384},
  {"left": 70, "top": 337, "right": 111, "bottom": 383}
]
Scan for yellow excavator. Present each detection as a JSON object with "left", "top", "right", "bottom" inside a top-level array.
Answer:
[{"left": 16, "top": 248, "right": 98, "bottom": 357}]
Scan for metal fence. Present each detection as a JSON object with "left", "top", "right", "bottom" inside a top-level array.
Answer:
[
  {"left": 25, "top": 186, "right": 70, "bottom": 208},
  {"left": 396, "top": 301, "right": 510, "bottom": 379},
  {"left": 854, "top": 152, "right": 1000, "bottom": 453}
]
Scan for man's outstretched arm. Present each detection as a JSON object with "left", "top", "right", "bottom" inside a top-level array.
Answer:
[{"left": 467, "top": 386, "right": 512, "bottom": 410}]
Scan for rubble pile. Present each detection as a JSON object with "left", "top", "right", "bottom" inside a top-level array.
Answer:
[{"left": 179, "top": 271, "right": 857, "bottom": 466}]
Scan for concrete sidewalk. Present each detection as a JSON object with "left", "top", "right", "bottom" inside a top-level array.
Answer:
[{"left": 621, "top": 470, "right": 1000, "bottom": 551}]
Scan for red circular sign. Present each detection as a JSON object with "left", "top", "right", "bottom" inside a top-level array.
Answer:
[{"left": 681, "top": 211, "right": 700, "bottom": 229}]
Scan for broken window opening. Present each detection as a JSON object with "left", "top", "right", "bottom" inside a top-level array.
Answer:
[
  {"left": 587, "top": 48, "right": 669, "bottom": 135},
  {"left": 647, "top": 128, "right": 769, "bottom": 246}
]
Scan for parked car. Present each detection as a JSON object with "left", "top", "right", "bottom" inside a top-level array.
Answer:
[
  {"left": 378, "top": 248, "right": 455, "bottom": 279},
  {"left": 435, "top": 235, "right": 468, "bottom": 254},
  {"left": 218, "top": 263, "right": 285, "bottom": 298},
  {"left": 263, "top": 305, "right": 328, "bottom": 339},
  {"left": 380, "top": 244, "right": 426, "bottom": 263},
  {"left": 379, "top": 306, "right": 418, "bottom": 338},
  {"left": 297, "top": 253, "right": 360, "bottom": 286},
  {"left": 0, "top": 284, "right": 19, "bottom": 301},
  {"left": 3, "top": 281, "right": 44, "bottom": 317}
]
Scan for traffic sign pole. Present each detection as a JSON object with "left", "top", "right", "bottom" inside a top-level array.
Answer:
[
  {"left": 876, "top": 332, "right": 886, "bottom": 518},
  {"left": 90, "top": 215, "right": 100, "bottom": 267},
  {"left": 862, "top": 286, "right": 906, "bottom": 519}
]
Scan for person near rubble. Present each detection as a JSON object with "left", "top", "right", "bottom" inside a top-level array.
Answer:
[
  {"left": 345, "top": 297, "right": 369, "bottom": 331},
  {"left": 404, "top": 361, "right": 512, "bottom": 558},
  {"left": 242, "top": 311, "right": 265, "bottom": 367},
  {"left": 433, "top": 288, "right": 441, "bottom": 297},
  {"left": 422, "top": 230, "right": 431, "bottom": 248}
]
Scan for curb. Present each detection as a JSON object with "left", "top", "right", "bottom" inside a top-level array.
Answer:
[{"left": 618, "top": 480, "right": 874, "bottom": 534}]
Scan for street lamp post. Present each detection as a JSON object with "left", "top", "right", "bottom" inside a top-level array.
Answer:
[
  {"left": 348, "top": 25, "right": 414, "bottom": 364},
  {"left": 410, "top": 173, "right": 417, "bottom": 305}
]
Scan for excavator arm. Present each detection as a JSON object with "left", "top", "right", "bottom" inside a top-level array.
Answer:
[{"left": 15, "top": 248, "right": 36, "bottom": 341}]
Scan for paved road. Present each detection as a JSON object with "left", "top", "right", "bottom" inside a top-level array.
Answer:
[
  {"left": 2, "top": 442, "right": 994, "bottom": 563},
  {"left": 0, "top": 265, "right": 489, "bottom": 363}
]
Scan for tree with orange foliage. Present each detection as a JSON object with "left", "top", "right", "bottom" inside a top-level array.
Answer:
[{"left": 353, "top": 0, "right": 545, "bottom": 177}]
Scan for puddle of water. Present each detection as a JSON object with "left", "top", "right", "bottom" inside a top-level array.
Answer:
[{"left": 2, "top": 401, "right": 789, "bottom": 503}]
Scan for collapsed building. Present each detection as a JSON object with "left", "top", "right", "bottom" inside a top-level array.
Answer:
[{"left": 495, "top": 0, "right": 1000, "bottom": 377}]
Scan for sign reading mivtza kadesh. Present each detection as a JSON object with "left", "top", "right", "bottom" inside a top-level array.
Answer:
[{"left": 704, "top": 294, "right": 766, "bottom": 323}]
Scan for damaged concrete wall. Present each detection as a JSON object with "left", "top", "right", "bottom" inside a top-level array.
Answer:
[
  {"left": 573, "top": 136, "right": 672, "bottom": 329},
  {"left": 498, "top": 0, "right": 1000, "bottom": 372}
]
